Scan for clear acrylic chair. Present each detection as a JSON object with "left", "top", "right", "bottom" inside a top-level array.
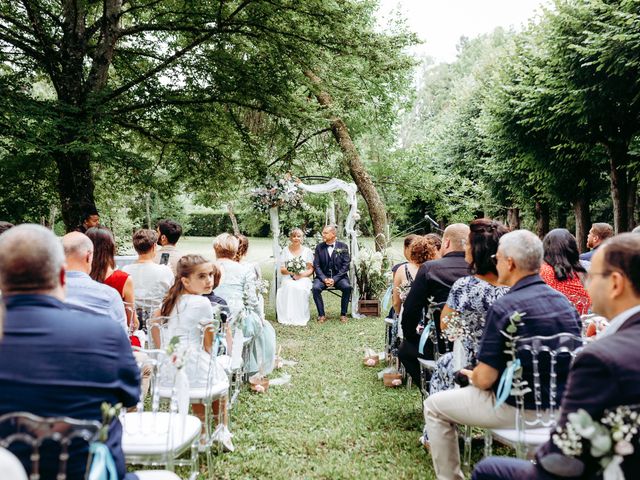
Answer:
[
  {"left": 121, "top": 348, "right": 201, "bottom": 479},
  {"left": 0, "top": 411, "right": 180, "bottom": 480},
  {"left": 156, "top": 322, "right": 231, "bottom": 468},
  {"left": 0, "top": 411, "right": 101, "bottom": 480},
  {"left": 488, "top": 332, "right": 586, "bottom": 458}
]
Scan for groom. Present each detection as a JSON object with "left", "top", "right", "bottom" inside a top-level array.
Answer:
[{"left": 312, "top": 225, "right": 352, "bottom": 323}]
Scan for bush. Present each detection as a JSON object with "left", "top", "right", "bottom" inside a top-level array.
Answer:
[{"left": 185, "top": 212, "right": 270, "bottom": 237}]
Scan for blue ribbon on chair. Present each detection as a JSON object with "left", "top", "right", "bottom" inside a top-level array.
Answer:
[
  {"left": 88, "top": 442, "right": 117, "bottom": 480},
  {"left": 494, "top": 358, "right": 521, "bottom": 409},
  {"left": 418, "top": 320, "right": 433, "bottom": 356},
  {"left": 381, "top": 286, "right": 393, "bottom": 313}
]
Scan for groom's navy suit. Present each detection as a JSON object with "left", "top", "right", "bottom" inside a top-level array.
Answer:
[{"left": 312, "top": 241, "right": 352, "bottom": 316}]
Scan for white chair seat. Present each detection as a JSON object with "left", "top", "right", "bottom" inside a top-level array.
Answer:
[
  {"left": 134, "top": 471, "right": 182, "bottom": 480},
  {"left": 121, "top": 412, "right": 201, "bottom": 456},
  {"left": 157, "top": 380, "right": 229, "bottom": 402},
  {"left": 490, "top": 427, "right": 550, "bottom": 446}
]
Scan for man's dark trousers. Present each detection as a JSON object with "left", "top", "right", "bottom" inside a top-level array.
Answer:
[{"left": 312, "top": 278, "right": 352, "bottom": 316}]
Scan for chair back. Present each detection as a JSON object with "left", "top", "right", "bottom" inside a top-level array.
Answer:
[
  {"left": 514, "top": 332, "right": 586, "bottom": 428},
  {"left": 148, "top": 316, "right": 171, "bottom": 350},
  {"left": 0, "top": 412, "right": 101, "bottom": 480}
]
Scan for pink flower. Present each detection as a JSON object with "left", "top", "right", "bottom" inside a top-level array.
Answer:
[{"left": 615, "top": 440, "right": 634, "bottom": 456}]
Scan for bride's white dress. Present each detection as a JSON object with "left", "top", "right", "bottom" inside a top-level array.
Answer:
[{"left": 276, "top": 246, "right": 313, "bottom": 326}]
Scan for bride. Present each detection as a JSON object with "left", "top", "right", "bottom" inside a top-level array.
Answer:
[{"left": 276, "top": 228, "right": 314, "bottom": 326}]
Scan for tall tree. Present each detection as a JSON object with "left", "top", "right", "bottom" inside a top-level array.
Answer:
[{"left": 0, "top": 0, "right": 414, "bottom": 230}]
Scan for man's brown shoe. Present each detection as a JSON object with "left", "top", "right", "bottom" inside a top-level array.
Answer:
[
  {"left": 340, "top": 315, "right": 348, "bottom": 323},
  {"left": 318, "top": 316, "right": 326, "bottom": 323}
]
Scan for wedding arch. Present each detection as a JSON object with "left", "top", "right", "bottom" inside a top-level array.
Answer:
[{"left": 266, "top": 177, "right": 361, "bottom": 317}]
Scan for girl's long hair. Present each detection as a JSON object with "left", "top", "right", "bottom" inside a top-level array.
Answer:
[
  {"left": 160, "top": 254, "right": 210, "bottom": 317},
  {"left": 86, "top": 226, "right": 116, "bottom": 283}
]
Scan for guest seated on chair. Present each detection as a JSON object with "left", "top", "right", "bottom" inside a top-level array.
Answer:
[
  {"left": 62, "top": 231, "right": 128, "bottom": 333},
  {"left": 86, "top": 226, "right": 138, "bottom": 332},
  {"left": 428, "top": 218, "right": 510, "bottom": 396},
  {"left": 0, "top": 224, "right": 140, "bottom": 480},
  {"left": 154, "top": 219, "right": 184, "bottom": 275},
  {"left": 423, "top": 229, "right": 581, "bottom": 480},
  {"left": 540, "top": 229, "right": 591, "bottom": 314},
  {"left": 390, "top": 236, "right": 439, "bottom": 358},
  {"left": 122, "top": 229, "right": 174, "bottom": 329},
  {"left": 399, "top": 224, "right": 470, "bottom": 386},
  {"left": 473, "top": 233, "right": 640, "bottom": 480},
  {"left": 312, "top": 225, "right": 352, "bottom": 323}
]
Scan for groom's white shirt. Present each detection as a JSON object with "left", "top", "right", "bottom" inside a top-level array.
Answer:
[{"left": 326, "top": 242, "right": 335, "bottom": 257}]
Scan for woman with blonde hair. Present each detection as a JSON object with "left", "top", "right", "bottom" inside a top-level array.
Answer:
[{"left": 213, "top": 233, "right": 276, "bottom": 376}]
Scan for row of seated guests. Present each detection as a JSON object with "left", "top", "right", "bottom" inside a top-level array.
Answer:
[{"left": 389, "top": 220, "right": 640, "bottom": 479}]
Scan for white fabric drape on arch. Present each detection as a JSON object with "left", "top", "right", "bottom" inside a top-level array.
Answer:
[{"left": 269, "top": 178, "right": 361, "bottom": 317}]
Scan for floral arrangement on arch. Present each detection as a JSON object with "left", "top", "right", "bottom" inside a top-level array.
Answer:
[
  {"left": 354, "top": 247, "right": 391, "bottom": 300},
  {"left": 250, "top": 173, "right": 305, "bottom": 213}
]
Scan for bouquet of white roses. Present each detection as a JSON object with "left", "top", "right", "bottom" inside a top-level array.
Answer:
[{"left": 285, "top": 256, "right": 307, "bottom": 276}]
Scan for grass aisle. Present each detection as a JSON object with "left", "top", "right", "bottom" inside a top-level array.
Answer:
[{"left": 209, "top": 312, "right": 437, "bottom": 479}]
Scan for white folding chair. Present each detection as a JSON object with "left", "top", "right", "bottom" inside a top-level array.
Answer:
[{"left": 121, "top": 348, "right": 201, "bottom": 479}]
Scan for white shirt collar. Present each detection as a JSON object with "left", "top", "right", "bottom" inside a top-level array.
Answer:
[{"left": 600, "top": 304, "right": 640, "bottom": 338}]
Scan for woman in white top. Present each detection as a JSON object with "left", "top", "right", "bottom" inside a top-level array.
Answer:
[
  {"left": 276, "top": 228, "right": 314, "bottom": 326},
  {"left": 158, "top": 255, "right": 228, "bottom": 421},
  {"left": 122, "top": 229, "right": 174, "bottom": 320}
]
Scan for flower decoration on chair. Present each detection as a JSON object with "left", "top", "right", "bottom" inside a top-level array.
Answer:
[
  {"left": 495, "top": 311, "right": 530, "bottom": 408},
  {"left": 250, "top": 172, "right": 305, "bottom": 213},
  {"left": 553, "top": 405, "right": 640, "bottom": 480},
  {"left": 166, "top": 335, "right": 189, "bottom": 370},
  {"left": 354, "top": 247, "right": 391, "bottom": 300}
]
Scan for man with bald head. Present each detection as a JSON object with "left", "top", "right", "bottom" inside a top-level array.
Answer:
[
  {"left": 399, "top": 223, "right": 470, "bottom": 385},
  {"left": 0, "top": 225, "right": 139, "bottom": 479},
  {"left": 63, "top": 231, "right": 127, "bottom": 332}
]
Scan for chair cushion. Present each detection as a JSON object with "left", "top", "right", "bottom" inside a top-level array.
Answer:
[
  {"left": 490, "top": 427, "right": 550, "bottom": 446},
  {"left": 134, "top": 471, "right": 182, "bottom": 480},
  {"left": 121, "top": 412, "right": 201, "bottom": 456}
]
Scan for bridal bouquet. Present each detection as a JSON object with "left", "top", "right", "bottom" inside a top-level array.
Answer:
[
  {"left": 285, "top": 256, "right": 307, "bottom": 275},
  {"left": 553, "top": 406, "right": 640, "bottom": 480}
]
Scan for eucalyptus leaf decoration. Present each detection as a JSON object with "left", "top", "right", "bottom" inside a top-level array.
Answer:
[
  {"left": 500, "top": 311, "right": 531, "bottom": 397},
  {"left": 98, "top": 402, "right": 123, "bottom": 443}
]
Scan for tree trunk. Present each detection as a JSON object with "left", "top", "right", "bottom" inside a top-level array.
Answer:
[
  {"left": 606, "top": 142, "right": 631, "bottom": 233},
  {"left": 574, "top": 196, "right": 590, "bottom": 253},
  {"left": 534, "top": 201, "right": 550, "bottom": 239},
  {"left": 226, "top": 203, "right": 240, "bottom": 235},
  {"left": 55, "top": 153, "right": 97, "bottom": 232},
  {"left": 626, "top": 177, "right": 637, "bottom": 231},
  {"left": 507, "top": 207, "right": 520, "bottom": 230},
  {"left": 304, "top": 70, "right": 388, "bottom": 250},
  {"left": 556, "top": 206, "right": 567, "bottom": 229}
]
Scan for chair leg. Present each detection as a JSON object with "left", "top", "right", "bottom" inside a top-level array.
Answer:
[
  {"left": 483, "top": 429, "right": 493, "bottom": 457},
  {"left": 462, "top": 425, "right": 472, "bottom": 474}
]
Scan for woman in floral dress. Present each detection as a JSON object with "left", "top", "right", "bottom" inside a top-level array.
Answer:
[{"left": 428, "top": 219, "right": 510, "bottom": 396}]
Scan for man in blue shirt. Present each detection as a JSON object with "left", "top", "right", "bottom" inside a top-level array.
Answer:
[
  {"left": 0, "top": 224, "right": 140, "bottom": 480},
  {"left": 62, "top": 231, "right": 128, "bottom": 332},
  {"left": 423, "top": 230, "right": 581, "bottom": 480}
]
